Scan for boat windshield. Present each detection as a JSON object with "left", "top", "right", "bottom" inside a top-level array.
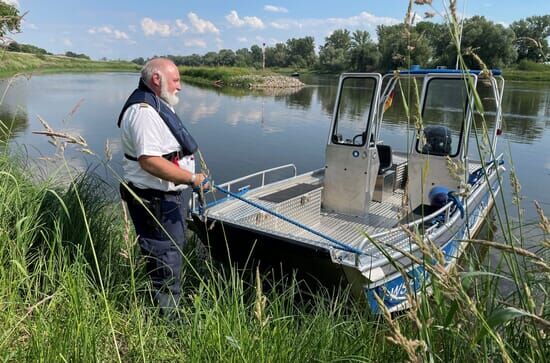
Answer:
[
  {"left": 416, "top": 77, "right": 469, "bottom": 157},
  {"left": 331, "top": 77, "right": 377, "bottom": 146}
]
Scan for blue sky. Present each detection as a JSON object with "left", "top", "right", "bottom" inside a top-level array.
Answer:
[{"left": 5, "top": 0, "right": 550, "bottom": 60}]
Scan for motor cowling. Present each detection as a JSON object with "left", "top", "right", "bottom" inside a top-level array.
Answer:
[
  {"left": 422, "top": 125, "right": 452, "bottom": 156},
  {"left": 428, "top": 186, "right": 449, "bottom": 208}
]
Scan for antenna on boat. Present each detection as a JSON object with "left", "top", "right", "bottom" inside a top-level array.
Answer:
[{"left": 455, "top": 0, "right": 467, "bottom": 70}]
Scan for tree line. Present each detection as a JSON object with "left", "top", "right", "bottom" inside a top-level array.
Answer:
[
  {"left": 1, "top": 0, "right": 548, "bottom": 72},
  {"left": 138, "top": 15, "right": 549, "bottom": 72}
]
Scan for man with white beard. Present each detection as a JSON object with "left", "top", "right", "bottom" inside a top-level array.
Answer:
[{"left": 118, "top": 57, "right": 208, "bottom": 316}]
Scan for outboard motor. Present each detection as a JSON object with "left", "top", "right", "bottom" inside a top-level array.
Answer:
[
  {"left": 422, "top": 126, "right": 452, "bottom": 156},
  {"left": 428, "top": 186, "right": 449, "bottom": 208}
]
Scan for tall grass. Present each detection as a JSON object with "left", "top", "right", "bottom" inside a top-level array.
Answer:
[
  {"left": 0, "top": 146, "right": 402, "bottom": 361},
  {"left": 365, "top": 2, "right": 550, "bottom": 362},
  {"left": 0, "top": 1, "right": 548, "bottom": 361}
]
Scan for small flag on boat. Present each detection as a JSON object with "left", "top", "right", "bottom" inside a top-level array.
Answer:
[{"left": 383, "top": 90, "right": 395, "bottom": 112}]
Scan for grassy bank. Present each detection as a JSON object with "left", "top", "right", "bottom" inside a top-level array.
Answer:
[
  {"left": 503, "top": 61, "right": 550, "bottom": 81},
  {"left": 178, "top": 66, "right": 270, "bottom": 87},
  {"left": 178, "top": 66, "right": 303, "bottom": 89},
  {"left": 0, "top": 51, "right": 140, "bottom": 78}
]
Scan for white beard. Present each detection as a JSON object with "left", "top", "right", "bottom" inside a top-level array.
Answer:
[{"left": 159, "top": 77, "right": 179, "bottom": 106}]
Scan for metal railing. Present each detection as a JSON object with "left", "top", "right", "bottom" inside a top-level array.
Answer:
[{"left": 191, "top": 164, "right": 297, "bottom": 212}]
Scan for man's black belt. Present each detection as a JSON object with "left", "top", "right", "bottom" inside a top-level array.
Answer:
[
  {"left": 124, "top": 150, "right": 183, "bottom": 162},
  {"left": 120, "top": 181, "right": 181, "bottom": 202}
]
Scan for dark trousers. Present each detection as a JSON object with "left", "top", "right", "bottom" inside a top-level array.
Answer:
[{"left": 120, "top": 183, "right": 190, "bottom": 309}]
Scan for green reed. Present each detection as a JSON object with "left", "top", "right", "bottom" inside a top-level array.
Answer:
[{"left": 0, "top": 1, "right": 548, "bottom": 361}]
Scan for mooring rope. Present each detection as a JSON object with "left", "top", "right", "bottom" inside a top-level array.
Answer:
[{"left": 209, "top": 183, "right": 367, "bottom": 255}]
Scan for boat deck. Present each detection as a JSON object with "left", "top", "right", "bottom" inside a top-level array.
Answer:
[{"left": 205, "top": 157, "right": 482, "bottom": 255}]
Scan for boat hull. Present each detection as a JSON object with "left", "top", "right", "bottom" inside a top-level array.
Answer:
[
  {"left": 189, "top": 171, "right": 502, "bottom": 312},
  {"left": 189, "top": 216, "right": 349, "bottom": 290}
]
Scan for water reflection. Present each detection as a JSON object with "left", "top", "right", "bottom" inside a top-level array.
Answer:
[
  {"left": 500, "top": 82, "right": 550, "bottom": 143},
  {"left": 0, "top": 107, "right": 28, "bottom": 142}
]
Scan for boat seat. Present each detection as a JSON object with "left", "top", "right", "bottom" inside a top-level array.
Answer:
[
  {"left": 377, "top": 144, "right": 393, "bottom": 174},
  {"left": 373, "top": 144, "right": 395, "bottom": 203}
]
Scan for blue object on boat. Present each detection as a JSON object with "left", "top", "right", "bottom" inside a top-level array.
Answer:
[
  {"left": 429, "top": 186, "right": 449, "bottom": 208},
  {"left": 391, "top": 66, "right": 502, "bottom": 76},
  {"left": 447, "top": 192, "right": 465, "bottom": 219},
  {"left": 468, "top": 159, "right": 505, "bottom": 185}
]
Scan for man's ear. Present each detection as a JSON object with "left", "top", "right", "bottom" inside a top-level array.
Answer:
[{"left": 151, "top": 72, "right": 162, "bottom": 87}]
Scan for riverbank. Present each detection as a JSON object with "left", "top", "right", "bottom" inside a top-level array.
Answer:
[
  {"left": 179, "top": 66, "right": 304, "bottom": 89},
  {"left": 0, "top": 51, "right": 140, "bottom": 78},
  {"left": 503, "top": 63, "right": 550, "bottom": 81}
]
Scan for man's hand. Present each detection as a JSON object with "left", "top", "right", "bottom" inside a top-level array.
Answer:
[{"left": 193, "top": 172, "right": 210, "bottom": 191}]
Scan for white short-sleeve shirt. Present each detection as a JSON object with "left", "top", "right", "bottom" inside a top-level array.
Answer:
[{"left": 120, "top": 102, "right": 195, "bottom": 191}]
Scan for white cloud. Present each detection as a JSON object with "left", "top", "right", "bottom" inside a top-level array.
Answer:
[
  {"left": 269, "top": 11, "right": 399, "bottom": 31},
  {"left": 141, "top": 17, "right": 172, "bottom": 37},
  {"left": 175, "top": 19, "right": 189, "bottom": 33},
  {"left": 113, "top": 30, "right": 129, "bottom": 40},
  {"left": 188, "top": 12, "right": 219, "bottom": 34},
  {"left": 225, "top": 10, "right": 265, "bottom": 29},
  {"left": 264, "top": 5, "right": 288, "bottom": 13},
  {"left": 237, "top": 37, "right": 248, "bottom": 43},
  {"left": 88, "top": 26, "right": 129, "bottom": 40},
  {"left": 270, "top": 21, "right": 290, "bottom": 30},
  {"left": 184, "top": 38, "right": 206, "bottom": 48},
  {"left": 1, "top": 0, "right": 19, "bottom": 7},
  {"left": 63, "top": 38, "right": 72, "bottom": 47}
]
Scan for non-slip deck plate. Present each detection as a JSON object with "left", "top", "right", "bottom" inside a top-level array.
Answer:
[{"left": 258, "top": 183, "right": 322, "bottom": 203}]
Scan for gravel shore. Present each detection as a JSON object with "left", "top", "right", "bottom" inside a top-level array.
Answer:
[{"left": 230, "top": 74, "right": 304, "bottom": 89}]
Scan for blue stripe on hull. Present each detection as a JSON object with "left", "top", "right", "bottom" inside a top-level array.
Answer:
[{"left": 366, "top": 185, "right": 495, "bottom": 313}]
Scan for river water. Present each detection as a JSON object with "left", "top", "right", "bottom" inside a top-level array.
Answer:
[{"left": 1, "top": 72, "right": 549, "bottom": 226}]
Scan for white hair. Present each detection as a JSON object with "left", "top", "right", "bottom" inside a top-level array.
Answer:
[{"left": 140, "top": 60, "right": 161, "bottom": 88}]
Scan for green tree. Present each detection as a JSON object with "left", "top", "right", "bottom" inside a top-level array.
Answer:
[
  {"left": 265, "top": 43, "right": 288, "bottom": 67},
  {"left": 377, "top": 24, "right": 432, "bottom": 70},
  {"left": 217, "top": 49, "right": 236, "bottom": 66},
  {"left": 318, "top": 29, "right": 352, "bottom": 72},
  {"left": 131, "top": 57, "right": 145, "bottom": 65},
  {"left": 65, "top": 51, "right": 90, "bottom": 60},
  {"left": 511, "top": 15, "right": 550, "bottom": 62},
  {"left": 325, "top": 29, "right": 352, "bottom": 51},
  {"left": 415, "top": 21, "right": 453, "bottom": 67},
  {"left": 318, "top": 45, "right": 348, "bottom": 73},
  {"left": 286, "top": 36, "right": 316, "bottom": 67},
  {"left": 460, "top": 16, "right": 517, "bottom": 68},
  {"left": 183, "top": 54, "right": 202, "bottom": 66},
  {"left": 202, "top": 51, "right": 219, "bottom": 66},
  {"left": 235, "top": 48, "right": 252, "bottom": 67},
  {"left": 349, "top": 30, "right": 380, "bottom": 71},
  {"left": 0, "top": 2, "right": 20, "bottom": 38}
]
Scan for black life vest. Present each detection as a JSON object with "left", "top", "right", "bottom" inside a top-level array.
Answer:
[{"left": 117, "top": 79, "right": 198, "bottom": 158}]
